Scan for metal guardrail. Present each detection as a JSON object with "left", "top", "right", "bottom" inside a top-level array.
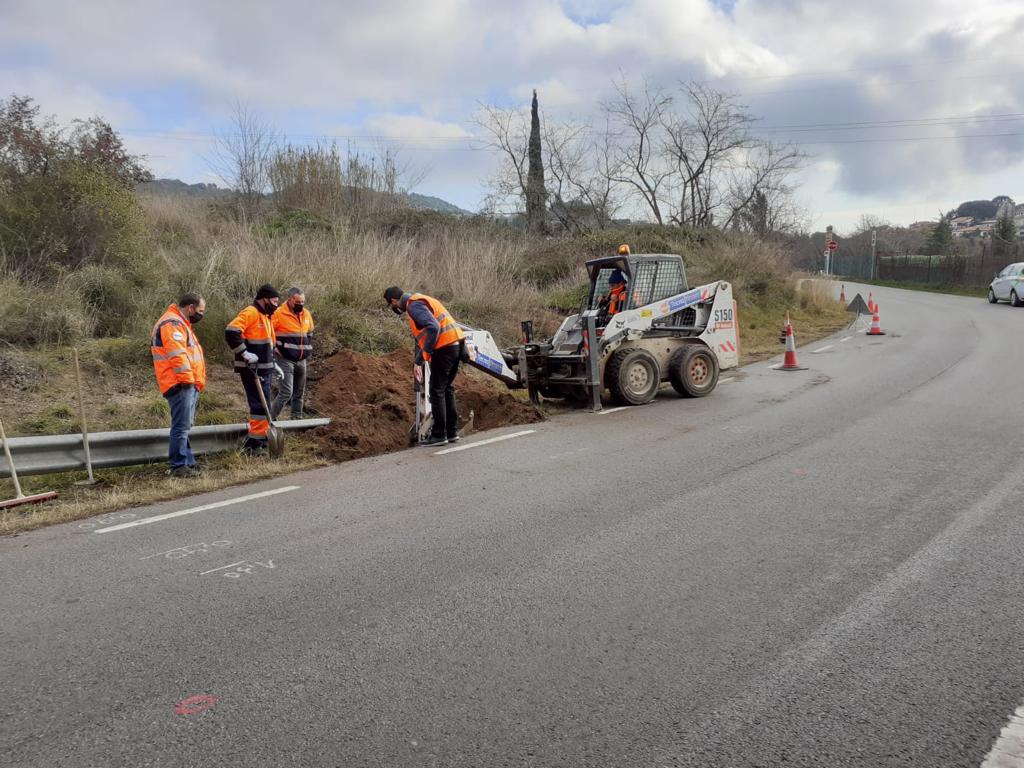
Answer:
[{"left": 0, "top": 419, "right": 330, "bottom": 479}]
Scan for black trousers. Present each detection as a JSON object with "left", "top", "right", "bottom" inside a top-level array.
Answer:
[{"left": 428, "top": 342, "right": 462, "bottom": 439}]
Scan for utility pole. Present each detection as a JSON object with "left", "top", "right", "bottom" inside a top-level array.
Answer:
[
  {"left": 870, "top": 229, "right": 877, "bottom": 280},
  {"left": 824, "top": 225, "right": 834, "bottom": 275}
]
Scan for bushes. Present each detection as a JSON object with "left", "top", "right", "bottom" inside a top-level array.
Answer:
[{"left": 0, "top": 276, "right": 94, "bottom": 344}]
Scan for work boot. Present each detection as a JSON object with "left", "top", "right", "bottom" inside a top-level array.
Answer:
[
  {"left": 420, "top": 435, "right": 448, "bottom": 447},
  {"left": 446, "top": 434, "right": 460, "bottom": 443},
  {"left": 169, "top": 466, "right": 200, "bottom": 479}
]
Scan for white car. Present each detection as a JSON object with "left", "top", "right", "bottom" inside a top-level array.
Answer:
[{"left": 988, "top": 262, "right": 1024, "bottom": 306}]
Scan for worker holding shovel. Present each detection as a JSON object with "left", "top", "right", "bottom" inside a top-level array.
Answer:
[
  {"left": 226, "top": 284, "right": 280, "bottom": 456},
  {"left": 384, "top": 286, "right": 466, "bottom": 447}
]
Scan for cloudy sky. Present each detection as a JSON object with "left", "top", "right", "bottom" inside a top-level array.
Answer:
[{"left": 3, "top": 0, "right": 1023, "bottom": 232}]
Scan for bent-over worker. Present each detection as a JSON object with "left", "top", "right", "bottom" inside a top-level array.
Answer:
[{"left": 384, "top": 286, "right": 465, "bottom": 447}]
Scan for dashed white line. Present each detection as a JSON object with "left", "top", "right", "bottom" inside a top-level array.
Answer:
[
  {"left": 840, "top": 336, "right": 853, "bottom": 342},
  {"left": 434, "top": 430, "right": 536, "bottom": 455},
  {"left": 93, "top": 486, "right": 301, "bottom": 534},
  {"left": 981, "top": 703, "right": 1024, "bottom": 766},
  {"left": 812, "top": 345, "right": 834, "bottom": 354},
  {"left": 596, "top": 407, "right": 630, "bottom": 416}
]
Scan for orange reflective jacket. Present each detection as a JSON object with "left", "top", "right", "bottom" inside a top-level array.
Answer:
[
  {"left": 406, "top": 293, "right": 465, "bottom": 361},
  {"left": 151, "top": 304, "right": 206, "bottom": 396},
  {"left": 225, "top": 305, "right": 276, "bottom": 372},
  {"left": 607, "top": 284, "right": 628, "bottom": 315},
  {"left": 272, "top": 305, "right": 315, "bottom": 362}
]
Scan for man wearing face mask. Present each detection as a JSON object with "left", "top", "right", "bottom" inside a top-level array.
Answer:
[
  {"left": 151, "top": 292, "right": 207, "bottom": 477},
  {"left": 271, "top": 287, "right": 315, "bottom": 420},
  {"left": 384, "top": 286, "right": 465, "bottom": 447},
  {"left": 225, "top": 284, "right": 279, "bottom": 455}
]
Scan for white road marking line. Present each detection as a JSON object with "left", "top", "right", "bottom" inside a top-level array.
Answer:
[
  {"left": 981, "top": 703, "right": 1024, "bottom": 766},
  {"left": 596, "top": 407, "right": 630, "bottom": 415},
  {"left": 93, "top": 486, "right": 300, "bottom": 534},
  {"left": 857, "top": 328, "right": 867, "bottom": 334},
  {"left": 812, "top": 345, "right": 834, "bottom": 353},
  {"left": 434, "top": 430, "right": 536, "bottom": 455},
  {"left": 199, "top": 561, "right": 248, "bottom": 576},
  {"left": 840, "top": 336, "right": 853, "bottom": 342},
  {"left": 719, "top": 377, "right": 735, "bottom": 384}
]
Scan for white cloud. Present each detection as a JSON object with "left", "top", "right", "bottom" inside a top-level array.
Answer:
[{"left": 2, "top": 0, "right": 1024, "bottom": 228}]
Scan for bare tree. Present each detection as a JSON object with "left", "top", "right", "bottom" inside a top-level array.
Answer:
[
  {"left": 545, "top": 117, "right": 624, "bottom": 233},
  {"left": 722, "top": 140, "right": 805, "bottom": 233},
  {"left": 207, "top": 101, "right": 280, "bottom": 221},
  {"left": 474, "top": 102, "right": 530, "bottom": 217},
  {"left": 603, "top": 76, "right": 672, "bottom": 224},
  {"left": 661, "top": 83, "right": 758, "bottom": 228}
]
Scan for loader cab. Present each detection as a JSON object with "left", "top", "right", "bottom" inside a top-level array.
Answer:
[{"left": 586, "top": 254, "right": 690, "bottom": 325}]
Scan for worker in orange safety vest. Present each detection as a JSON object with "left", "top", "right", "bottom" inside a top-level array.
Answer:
[
  {"left": 384, "top": 286, "right": 466, "bottom": 447},
  {"left": 225, "top": 284, "right": 279, "bottom": 455},
  {"left": 151, "top": 292, "right": 207, "bottom": 477},
  {"left": 271, "top": 286, "right": 314, "bottom": 420}
]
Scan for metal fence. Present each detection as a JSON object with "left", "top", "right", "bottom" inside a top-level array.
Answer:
[
  {"left": 876, "top": 251, "right": 1022, "bottom": 287},
  {"left": 1, "top": 418, "right": 330, "bottom": 479}
]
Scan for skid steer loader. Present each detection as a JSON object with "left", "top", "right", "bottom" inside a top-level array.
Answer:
[{"left": 411, "top": 247, "right": 739, "bottom": 439}]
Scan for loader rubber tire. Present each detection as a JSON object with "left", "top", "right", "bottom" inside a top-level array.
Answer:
[
  {"left": 669, "top": 344, "right": 719, "bottom": 397},
  {"left": 606, "top": 348, "right": 660, "bottom": 406}
]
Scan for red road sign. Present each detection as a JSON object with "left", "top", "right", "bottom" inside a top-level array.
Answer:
[{"left": 827, "top": 241, "right": 838, "bottom": 251}]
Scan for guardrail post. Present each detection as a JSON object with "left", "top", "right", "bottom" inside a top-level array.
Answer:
[{"left": 73, "top": 348, "right": 96, "bottom": 485}]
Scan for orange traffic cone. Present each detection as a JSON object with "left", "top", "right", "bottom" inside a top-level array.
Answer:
[
  {"left": 776, "top": 313, "right": 806, "bottom": 371},
  {"left": 866, "top": 303, "right": 886, "bottom": 336},
  {"left": 839, "top": 284, "right": 846, "bottom": 303},
  {"left": 867, "top": 291, "right": 875, "bottom": 313}
]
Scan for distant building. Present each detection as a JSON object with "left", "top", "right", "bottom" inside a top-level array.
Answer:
[{"left": 909, "top": 221, "right": 935, "bottom": 232}]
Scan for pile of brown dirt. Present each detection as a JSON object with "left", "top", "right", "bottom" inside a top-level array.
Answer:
[{"left": 310, "top": 349, "right": 544, "bottom": 460}]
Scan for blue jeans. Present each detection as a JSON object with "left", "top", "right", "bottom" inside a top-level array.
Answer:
[{"left": 166, "top": 385, "right": 198, "bottom": 468}]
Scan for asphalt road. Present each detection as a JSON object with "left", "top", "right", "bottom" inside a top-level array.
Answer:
[{"left": 4, "top": 283, "right": 1024, "bottom": 767}]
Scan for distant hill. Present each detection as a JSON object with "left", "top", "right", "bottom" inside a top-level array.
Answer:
[
  {"left": 137, "top": 178, "right": 230, "bottom": 198},
  {"left": 138, "top": 178, "right": 472, "bottom": 216},
  {"left": 405, "top": 192, "right": 472, "bottom": 216}
]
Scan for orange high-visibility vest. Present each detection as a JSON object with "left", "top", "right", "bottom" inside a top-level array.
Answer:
[
  {"left": 151, "top": 304, "right": 206, "bottom": 396},
  {"left": 272, "top": 305, "right": 315, "bottom": 361},
  {"left": 225, "top": 305, "right": 276, "bottom": 372},
  {"left": 406, "top": 293, "right": 465, "bottom": 361},
  {"left": 607, "top": 284, "right": 628, "bottom": 315}
]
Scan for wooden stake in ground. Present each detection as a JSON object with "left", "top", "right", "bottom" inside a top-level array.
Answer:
[{"left": 0, "top": 415, "right": 59, "bottom": 510}]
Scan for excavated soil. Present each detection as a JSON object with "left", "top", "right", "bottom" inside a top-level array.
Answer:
[{"left": 310, "top": 349, "right": 544, "bottom": 460}]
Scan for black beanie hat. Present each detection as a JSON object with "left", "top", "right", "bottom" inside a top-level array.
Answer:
[
  {"left": 255, "top": 284, "right": 280, "bottom": 301},
  {"left": 383, "top": 286, "right": 404, "bottom": 302}
]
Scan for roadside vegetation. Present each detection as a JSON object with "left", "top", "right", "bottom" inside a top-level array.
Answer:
[{"left": 0, "top": 95, "right": 848, "bottom": 532}]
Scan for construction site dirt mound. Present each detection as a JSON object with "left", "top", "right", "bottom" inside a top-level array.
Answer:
[{"left": 310, "top": 349, "right": 544, "bottom": 460}]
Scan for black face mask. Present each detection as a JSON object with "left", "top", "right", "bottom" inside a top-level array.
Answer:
[
  {"left": 390, "top": 304, "right": 403, "bottom": 316},
  {"left": 258, "top": 300, "right": 277, "bottom": 316},
  {"left": 188, "top": 311, "right": 204, "bottom": 325},
  {"left": 292, "top": 303, "right": 304, "bottom": 314}
]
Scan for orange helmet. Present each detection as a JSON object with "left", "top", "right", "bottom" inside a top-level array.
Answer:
[{"left": 617, "top": 244, "right": 630, "bottom": 255}]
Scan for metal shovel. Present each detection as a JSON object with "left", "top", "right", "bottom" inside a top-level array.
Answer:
[{"left": 249, "top": 366, "right": 284, "bottom": 458}]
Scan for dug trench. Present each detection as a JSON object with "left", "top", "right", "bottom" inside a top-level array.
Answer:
[{"left": 308, "top": 349, "right": 544, "bottom": 460}]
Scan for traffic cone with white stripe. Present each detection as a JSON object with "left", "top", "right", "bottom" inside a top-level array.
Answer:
[
  {"left": 867, "top": 292, "right": 875, "bottom": 313},
  {"left": 866, "top": 303, "right": 886, "bottom": 336},
  {"left": 839, "top": 284, "right": 846, "bottom": 303},
  {"left": 776, "top": 312, "right": 807, "bottom": 371}
]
